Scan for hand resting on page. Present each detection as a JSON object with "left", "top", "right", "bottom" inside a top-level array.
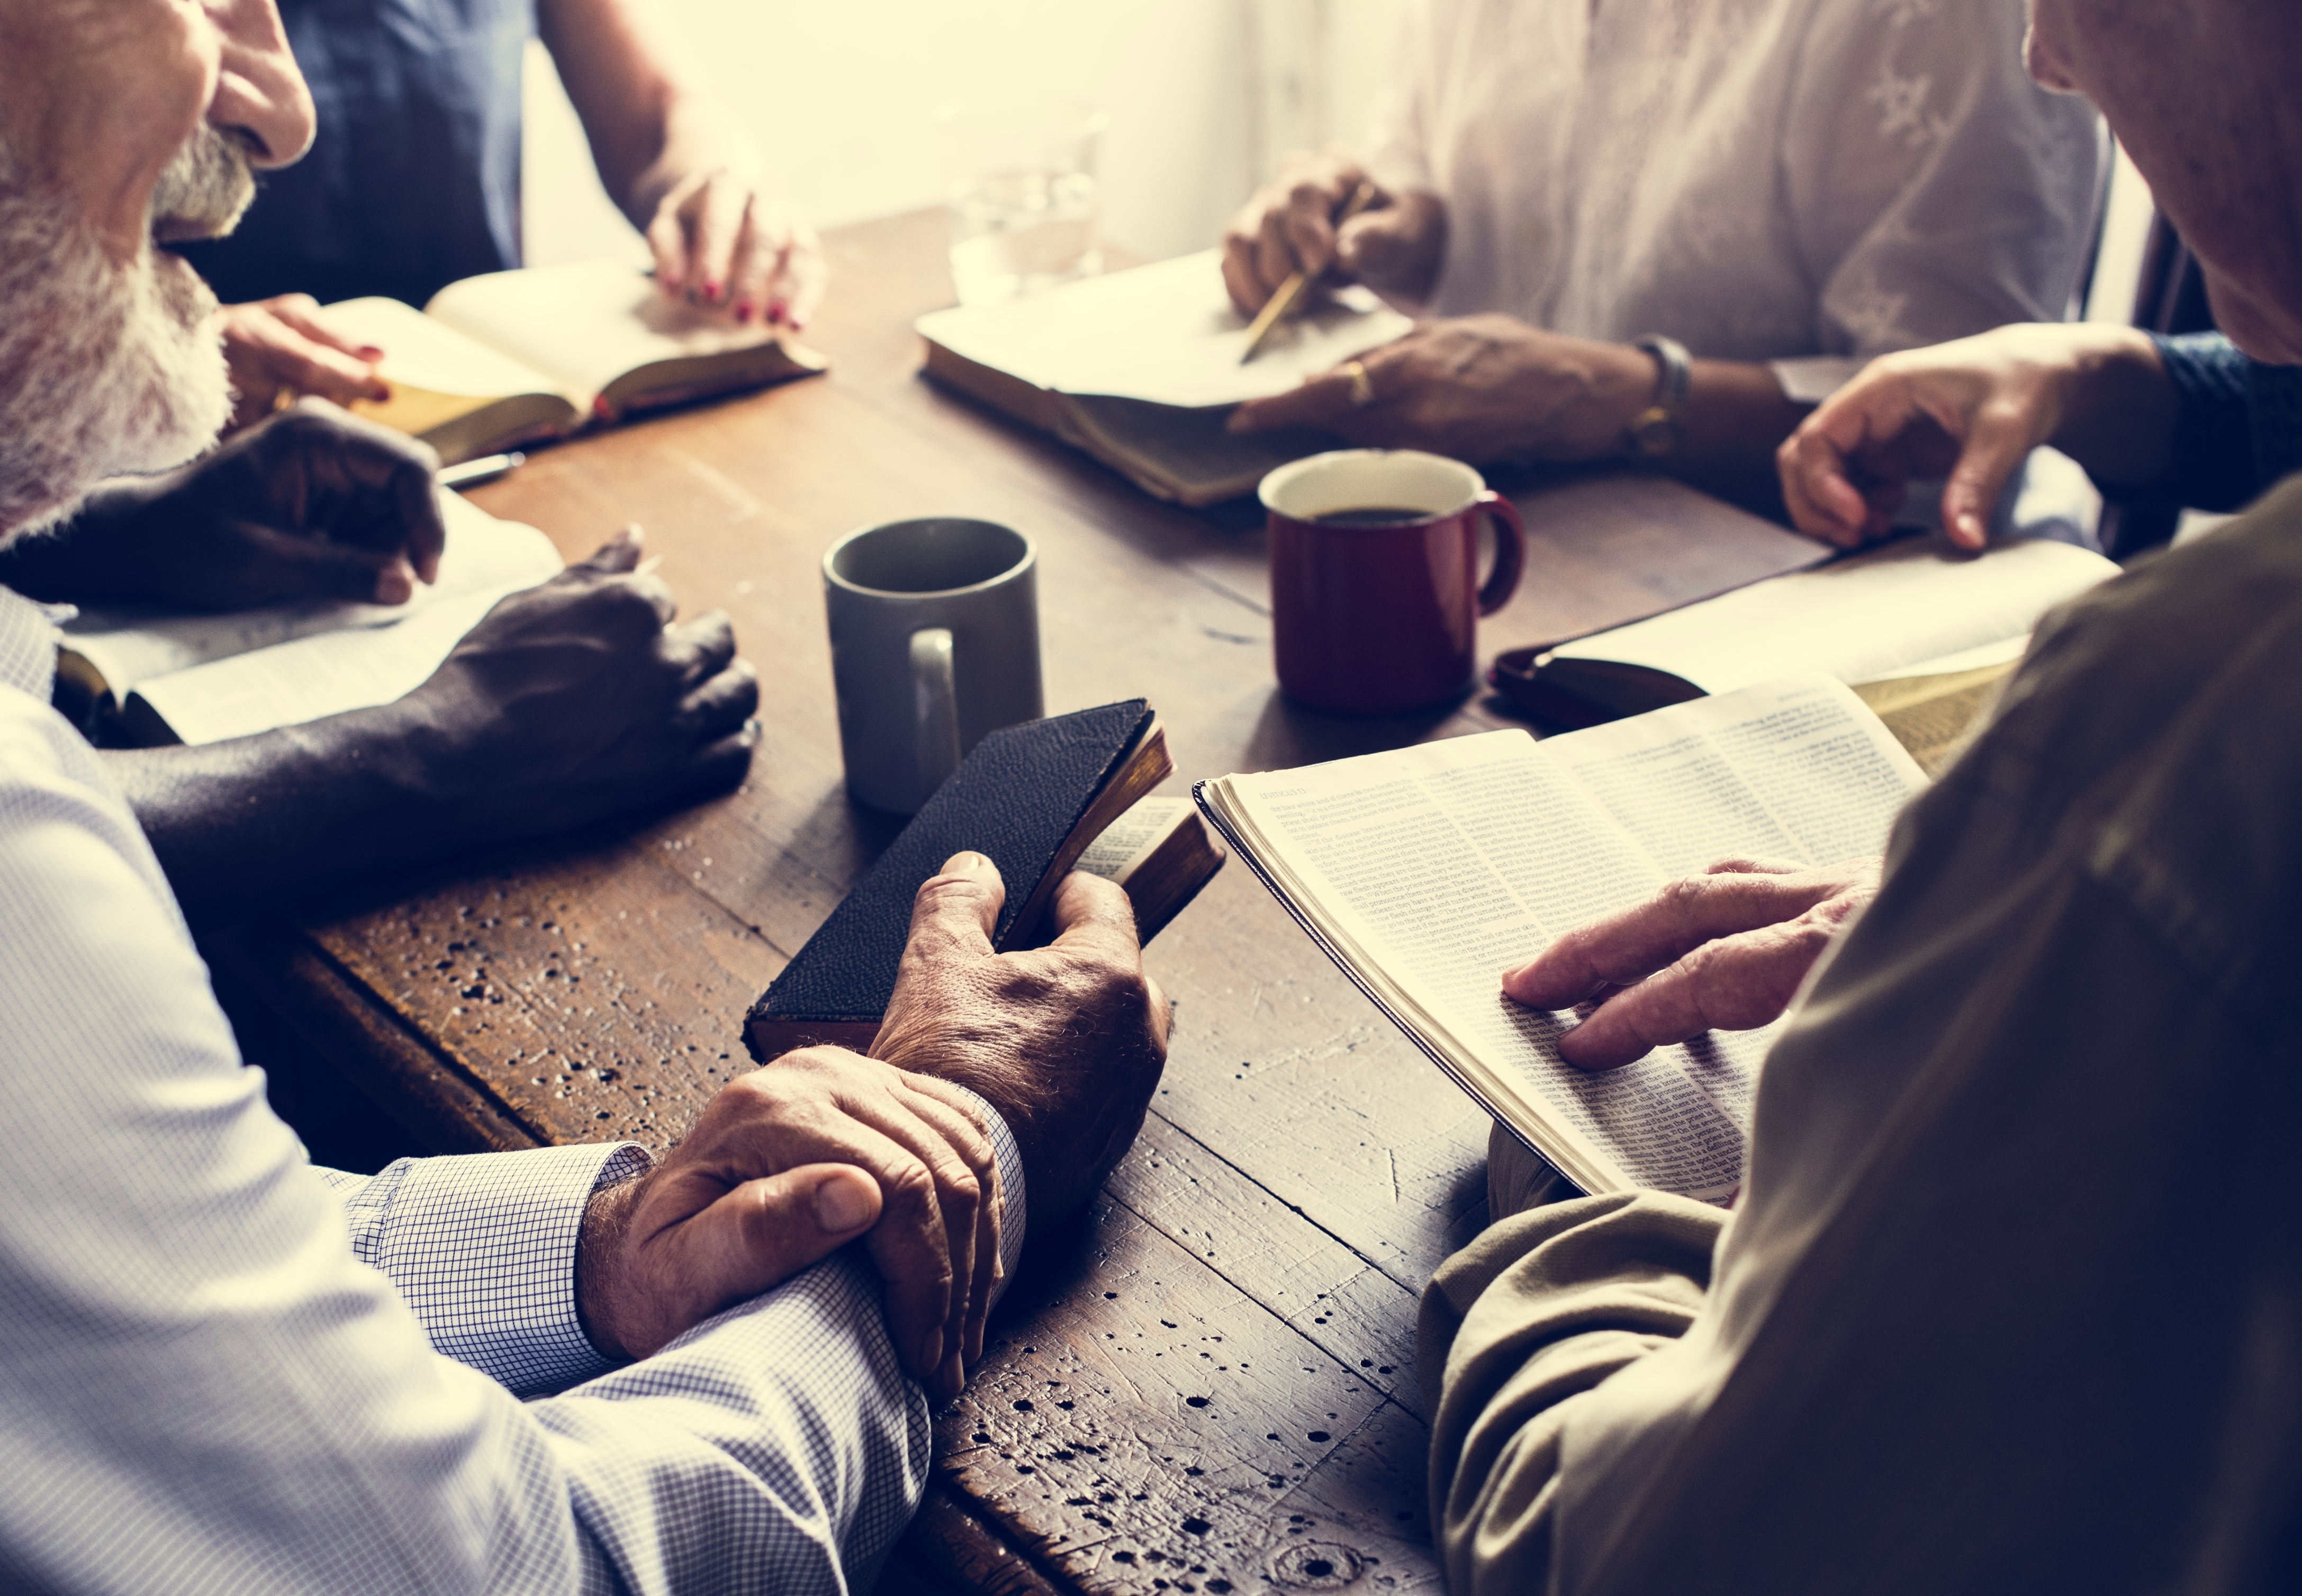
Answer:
[
  {"left": 1501, "top": 855, "right": 1881, "bottom": 1070},
  {"left": 0, "top": 399, "right": 444, "bottom": 610}
]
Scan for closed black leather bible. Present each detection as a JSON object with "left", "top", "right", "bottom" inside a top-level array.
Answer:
[{"left": 744, "top": 699, "right": 1220, "bottom": 1063}]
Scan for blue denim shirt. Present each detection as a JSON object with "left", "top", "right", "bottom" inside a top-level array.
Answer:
[
  {"left": 2141, "top": 332, "right": 2302, "bottom": 512},
  {"left": 180, "top": 0, "right": 535, "bottom": 308}
]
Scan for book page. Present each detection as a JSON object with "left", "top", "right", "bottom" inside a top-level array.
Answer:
[
  {"left": 133, "top": 578, "right": 534, "bottom": 746},
  {"left": 320, "top": 296, "right": 567, "bottom": 405},
  {"left": 1214, "top": 675, "right": 1926, "bottom": 1197},
  {"left": 426, "top": 260, "right": 784, "bottom": 404},
  {"left": 1548, "top": 536, "right": 2114, "bottom": 693},
  {"left": 60, "top": 493, "right": 559, "bottom": 696},
  {"left": 915, "top": 250, "right": 1413, "bottom": 410},
  {"left": 1076, "top": 796, "right": 1191, "bottom": 885}
]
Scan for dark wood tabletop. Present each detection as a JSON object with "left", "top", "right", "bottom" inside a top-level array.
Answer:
[{"left": 219, "top": 208, "right": 1824, "bottom": 1596}]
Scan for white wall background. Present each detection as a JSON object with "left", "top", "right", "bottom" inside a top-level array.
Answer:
[{"left": 523, "top": 0, "right": 1408, "bottom": 270}]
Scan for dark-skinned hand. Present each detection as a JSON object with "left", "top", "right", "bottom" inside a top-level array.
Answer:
[
  {"left": 1500, "top": 855, "right": 1882, "bottom": 1070},
  {"left": 0, "top": 398, "right": 444, "bottom": 609},
  {"left": 390, "top": 526, "right": 759, "bottom": 846},
  {"left": 577, "top": 852, "right": 1168, "bottom": 1404},
  {"left": 1229, "top": 314, "right": 1656, "bottom": 462}
]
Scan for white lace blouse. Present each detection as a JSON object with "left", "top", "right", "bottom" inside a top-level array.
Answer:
[{"left": 1365, "top": 0, "right": 2106, "bottom": 399}]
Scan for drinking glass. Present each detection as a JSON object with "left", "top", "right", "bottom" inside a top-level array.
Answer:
[{"left": 936, "top": 95, "right": 1106, "bottom": 306}]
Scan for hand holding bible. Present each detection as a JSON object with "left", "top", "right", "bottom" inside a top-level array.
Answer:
[
  {"left": 1502, "top": 855, "right": 1882, "bottom": 1070},
  {"left": 872, "top": 852, "right": 1172, "bottom": 1235}
]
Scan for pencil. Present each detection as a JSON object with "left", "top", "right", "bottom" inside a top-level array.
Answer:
[{"left": 1238, "top": 179, "right": 1379, "bottom": 364}]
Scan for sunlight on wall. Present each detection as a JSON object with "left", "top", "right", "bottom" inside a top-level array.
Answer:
[{"left": 522, "top": 0, "right": 1407, "bottom": 274}]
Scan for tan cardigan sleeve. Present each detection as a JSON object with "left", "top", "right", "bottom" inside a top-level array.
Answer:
[{"left": 1419, "top": 1189, "right": 1723, "bottom": 1595}]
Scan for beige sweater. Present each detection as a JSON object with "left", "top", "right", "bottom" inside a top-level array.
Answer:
[{"left": 1421, "top": 479, "right": 2302, "bottom": 1594}]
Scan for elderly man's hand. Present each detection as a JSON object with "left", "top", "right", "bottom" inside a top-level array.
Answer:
[
  {"left": 0, "top": 399, "right": 445, "bottom": 609},
  {"left": 646, "top": 167, "right": 826, "bottom": 331},
  {"left": 1221, "top": 150, "right": 1446, "bottom": 315},
  {"left": 870, "top": 852, "right": 1171, "bottom": 1230},
  {"left": 393, "top": 526, "right": 757, "bottom": 843},
  {"left": 575, "top": 1047, "right": 999, "bottom": 1403},
  {"left": 1777, "top": 323, "right": 2172, "bottom": 551},
  {"left": 1230, "top": 315, "right": 1656, "bottom": 462},
  {"left": 574, "top": 852, "right": 1168, "bottom": 1403},
  {"left": 1501, "top": 856, "right": 1882, "bottom": 1070},
  {"left": 214, "top": 296, "right": 392, "bottom": 431}
]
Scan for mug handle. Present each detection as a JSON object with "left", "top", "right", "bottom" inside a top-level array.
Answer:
[
  {"left": 911, "top": 626, "right": 962, "bottom": 797},
  {"left": 1474, "top": 491, "right": 1528, "bottom": 617}
]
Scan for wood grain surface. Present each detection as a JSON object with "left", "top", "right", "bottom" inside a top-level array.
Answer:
[{"left": 241, "top": 208, "right": 1825, "bottom": 1594}]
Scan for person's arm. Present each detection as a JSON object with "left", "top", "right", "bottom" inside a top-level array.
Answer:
[
  {"left": 538, "top": 0, "right": 824, "bottom": 328},
  {"left": 1777, "top": 323, "right": 2180, "bottom": 547},
  {"left": 102, "top": 528, "right": 759, "bottom": 917},
  {"left": 1229, "top": 322, "right": 1809, "bottom": 512}
]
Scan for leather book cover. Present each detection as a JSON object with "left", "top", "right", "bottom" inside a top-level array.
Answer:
[{"left": 744, "top": 699, "right": 1154, "bottom": 1063}]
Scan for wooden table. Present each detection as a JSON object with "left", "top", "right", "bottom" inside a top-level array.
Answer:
[{"left": 220, "top": 209, "right": 1822, "bottom": 1595}]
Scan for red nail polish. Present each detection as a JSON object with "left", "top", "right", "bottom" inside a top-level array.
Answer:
[
  {"left": 704, "top": 279, "right": 723, "bottom": 304},
  {"left": 734, "top": 299, "right": 755, "bottom": 323}
]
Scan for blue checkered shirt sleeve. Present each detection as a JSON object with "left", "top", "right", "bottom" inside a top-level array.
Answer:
[{"left": 0, "top": 590, "right": 1026, "bottom": 1596}]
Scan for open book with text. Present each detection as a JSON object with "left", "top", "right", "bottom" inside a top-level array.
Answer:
[
  {"left": 58, "top": 493, "right": 561, "bottom": 746},
  {"left": 916, "top": 250, "right": 1411, "bottom": 505},
  {"left": 1197, "top": 675, "right": 1927, "bottom": 1200},
  {"left": 1492, "top": 536, "right": 2115, "bottom": 767},
  {"left": 325, "top": 260, "right": 829, "bottom": 464}
]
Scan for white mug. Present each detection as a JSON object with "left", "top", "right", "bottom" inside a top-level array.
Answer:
[{"left": 822, "top": 517, "right": 1045, "bottom": 813}]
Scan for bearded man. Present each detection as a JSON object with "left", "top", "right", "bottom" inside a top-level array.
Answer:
[
  {"left": 1415, "top": 3, "right": 2302, "bottom": 1592},
  {"left": 0, "top": 2, "right": 766, "bottom": 918},
  {"left": 0, "top": 6, "right": 1170, "bottom": 1592}
]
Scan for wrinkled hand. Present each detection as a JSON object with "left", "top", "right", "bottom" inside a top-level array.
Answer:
[
  {"left": 1230, "top": 315, "right": 1654, "bottom": 461},
  {"left": 1501, "top": 856, "right": 1882, "bottom": 1070},
  {"left": 1220, "top": 149, "right": 1446, "bottom": 315},
  {"left": 0, "top": 399, "right": 444, "bottom": 609},
  {"left": 873, "top": 852, "right": 1171, "bottom": 1230},
  {"left": 214, "top": 295, "right": 391, "bottom": 432},
  {"left": 1775, "top": 323, "right": 2160, "bottom": 551},
  {"left": 576, "top": 1045, "right": 1000, "bottom": 1403},
  {"left": 646, "top": 166, "right": 825, "bottom": 330},
  {"left": 397, "top": 526, "right": 758, "bottom": 842}
]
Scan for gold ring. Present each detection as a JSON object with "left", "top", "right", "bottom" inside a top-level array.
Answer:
[{"left": 1342, "top": 359, "right": 1375, "bottom": 409}]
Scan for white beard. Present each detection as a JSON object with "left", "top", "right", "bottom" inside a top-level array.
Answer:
[{"left": 0, "top": 146, "right": 237, "bottom": 541}]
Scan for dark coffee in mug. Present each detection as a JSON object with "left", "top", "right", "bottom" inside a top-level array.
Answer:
[
  {"left": 1259, "top": 449, "right": 1527, "bottom": 714},
  {"left": 1308, "top": 506, "right": 1432, "bottom": 527}
]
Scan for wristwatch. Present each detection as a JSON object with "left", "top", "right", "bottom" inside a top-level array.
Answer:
[{"left": 1626, "top": 334, "right": 1692, "bottom": 459}]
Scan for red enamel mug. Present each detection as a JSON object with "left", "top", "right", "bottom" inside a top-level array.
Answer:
[{"left": 1261, "top": 449, "right": 1527, "bottom": 714}]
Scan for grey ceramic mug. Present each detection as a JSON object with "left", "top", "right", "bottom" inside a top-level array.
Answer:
[{"left": 822, "top": 517, "right": 1045, "bottom": 813}]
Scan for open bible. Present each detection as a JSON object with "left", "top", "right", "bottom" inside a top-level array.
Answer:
[
  {"left": 322, "top": 260, "right": 828, "bottom": 464},
  {"left": 56, "top": 493, "right": 561, "bottom": 746},
  {"left": 916, "top": 250, "right": 1411, "bottom": 505},
  {"left": 1490, "top": 536, "right": 2115, "bottom": 755},
  {"left": 1196, "top": 675, "right": 1927, "bottom": 1200}
]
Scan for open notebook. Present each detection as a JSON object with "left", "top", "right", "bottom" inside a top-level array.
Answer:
[{"left": 916, "top": 250, "right": 1412, "bottom": 504}]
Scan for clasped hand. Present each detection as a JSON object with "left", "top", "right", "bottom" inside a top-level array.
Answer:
[
  {"left": 577, "top": 852, "right": 1170, "bottom": 1403},
  {"left": 1502, "top": 855, "right": 1881, "bottom": 1069}
]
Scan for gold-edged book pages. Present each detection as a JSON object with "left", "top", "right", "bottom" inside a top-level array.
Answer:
[
  {"left": 327, "top": 260, "right": 829, "bottom": 463},
  {"left": 1196, "top": 675, "right": 1926, "bottom": 1201}
]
